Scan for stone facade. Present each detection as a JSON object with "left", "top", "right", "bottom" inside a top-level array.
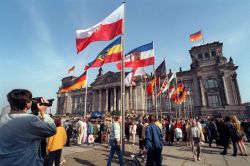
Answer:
[{"left": 56, "top": 42, "right": 248, "bottom": 119}]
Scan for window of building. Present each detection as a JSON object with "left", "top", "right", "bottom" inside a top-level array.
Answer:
[
  {"left": 204, "top": 52, "right": 210, "bottom": 59},
  {"left": 198, "top": 54, "right": 203, "bottom": 60},
  {"left": 206, "top": 79, "right": 218, "bottom": 88},
  {"left": 208, "top": 95, "right": 221, "bottom": 107},
  {"left": 211, "top": 51, "right": 216, "bottom": 57}
]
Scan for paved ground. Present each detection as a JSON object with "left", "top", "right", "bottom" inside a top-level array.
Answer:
[{"left": 61, "top": 142, "right": 250, "bottom": 166}]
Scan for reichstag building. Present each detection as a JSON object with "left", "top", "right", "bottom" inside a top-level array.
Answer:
[{"left": 56, "top": 42, "right": 248, "bottom": 119}]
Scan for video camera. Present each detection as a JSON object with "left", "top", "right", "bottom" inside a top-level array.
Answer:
[{"left": 31, "top": 97, "right": 54, "bottom": 115}]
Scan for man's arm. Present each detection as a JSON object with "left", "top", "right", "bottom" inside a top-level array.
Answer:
[
  {"left": 27, "top": 115, "right": 56, "bottom": 140},
  {"left": 145, "top": 126, "right": 153, "bottom": 150}
]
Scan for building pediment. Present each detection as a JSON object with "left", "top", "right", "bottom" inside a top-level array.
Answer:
[{"left": 91, "top": 71, "right": 121, "bottom": 87}]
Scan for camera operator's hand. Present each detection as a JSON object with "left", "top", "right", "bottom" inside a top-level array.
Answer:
[{"left": 37, "top": 98, "right": 48, "bottom": 117}]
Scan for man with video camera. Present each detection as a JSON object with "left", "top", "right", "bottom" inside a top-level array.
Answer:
[{"left": 0, "top": 89, "right": 57, "bottom": 166}]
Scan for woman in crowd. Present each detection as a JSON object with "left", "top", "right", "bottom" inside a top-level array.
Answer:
[
  {"left": 182, "top": 119, "right": 191, "bottom": 147},
  {"left": 238, "top": 122, "right": 248, "bottom": 156},
  {"left": 46, "top": 118, "right": 67, "bottom": 166},
  {"left": 130, "top": 121, "right": 137, "bottom": 145},
  {"left": 232, "top": 115, "right": 248, "bottom": 156},
  {"left": 231, "top": 115, "right": 240, "bottom": 156}
]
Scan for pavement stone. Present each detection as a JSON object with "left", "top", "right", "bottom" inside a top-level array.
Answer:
[{"left": 61, "top": 142, "right": 250, "bottom": 166}]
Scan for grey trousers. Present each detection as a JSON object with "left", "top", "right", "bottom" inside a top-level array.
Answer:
[{"left": 191, "top": 140, "right": 201, "bottom": 159}]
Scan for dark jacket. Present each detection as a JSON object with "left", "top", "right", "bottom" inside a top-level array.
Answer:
[
  {"left": 145, "top": 123, "right": 163, "bottom": 151},
  {"left": 137, "top": 123, "right": 143, "bottom": 138}
]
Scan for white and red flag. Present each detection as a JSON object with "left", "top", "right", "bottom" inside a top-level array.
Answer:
[
  {"left": 124, "top": 67, "right": 146, "bottom": 87},
  {"left": 76, "top": 4, "right": 124, "bottom": 54},
  {"left": 116, "top": 42, "right": 154, "bottom": 70}
]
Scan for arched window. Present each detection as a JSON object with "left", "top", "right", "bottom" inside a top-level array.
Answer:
[
  {"left": 204, "top": 52, "right": 210, "bottom": 59},
  {"left": 211, "top": 51, "right": 216, "bottom": 57},
  {"left": 205, "top": 79, "right": 218, "bottom": 88},
  {"left": 198, "top": 54, "right": 203, "bottom": 60}
]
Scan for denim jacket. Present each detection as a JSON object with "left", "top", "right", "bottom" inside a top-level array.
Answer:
[{"left": 0, "top": 113, "right": 56, "bottom": 166}]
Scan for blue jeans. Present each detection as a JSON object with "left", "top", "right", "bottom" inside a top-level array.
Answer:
[
  {"left": 106, "top": 139, "right": 124, "bottom": 166},
  {"left": 146, "top": 148, "right": 162, "bottom": 166}
]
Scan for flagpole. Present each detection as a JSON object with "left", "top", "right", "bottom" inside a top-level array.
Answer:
[
  {"left": 169, "top": 97, "right": 172, "bottom": 120},
  {"left": 84, "top": 70, "right": 88, "bottom": 118},
  {"left": 141, "top": 75, "right": 144, "bottom": 117},
  {"left": 152, "top": 41, "right": 158, "bottom": 119},
  {"left": 159, "top": 76, "right": 162, "bottom": 121},
  {"left": 145, "top": 76, "right": 147, "bottom": 116},
  {"left": 121, "top": 2, "right": 126, "bottom": 154}
]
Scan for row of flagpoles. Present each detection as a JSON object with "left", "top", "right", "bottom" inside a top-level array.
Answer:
[{"left": 60, "top": 3, "right": 203, "bottom": 152}]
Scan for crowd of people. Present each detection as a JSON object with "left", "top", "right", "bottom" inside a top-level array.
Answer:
[{"left": 0, "top": 89, "right": 249, "bottom": 166}]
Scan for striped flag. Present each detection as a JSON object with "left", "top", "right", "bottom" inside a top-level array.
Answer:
[
  {"left": 84, "top": 37, "right": 122, "bottom": 70},
  {"left": 116, "top": 42, "right": 154, "bottom": 70},
  {"left": 76, "top": 4, "right": 124, "bottom": 53},
  {"left": 68, "top": 66, "right": 75, "bottom": 74},
  {"left": 60, "top": 71, "right": 87, "bottom": 93},
  {"left": 190, "top": 30, "right": 203, "bottom": 42},
  {"left": 156, "top": 76, "right": 168, "bottom": 97},
  {"left": 162, "top": 72, "right": 177, "bottom": 98}
]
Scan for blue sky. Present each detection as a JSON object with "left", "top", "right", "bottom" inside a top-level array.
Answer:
[{"left": 1, "top": 0, "right": 250, "bottom": 114}]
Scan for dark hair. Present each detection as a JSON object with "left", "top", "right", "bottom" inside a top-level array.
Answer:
[
  {"left": 148, "top": 114, "right": 155, "bottom": 123},
  {"left": 224, "top": 116, "right": 231, "bottom": 122},
  {"left": 7, "top": 89, "right": 32, "bottom": 112},
  {"left": 54, "top": 118, "right": 61, "bottom": 127},
  {"left": 113, "top": 116, "right": 120, "bottom": 121}
]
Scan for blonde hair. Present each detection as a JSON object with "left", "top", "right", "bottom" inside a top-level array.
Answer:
[{"left": 231, "top": 115, "right": 238, "bottom": 123}]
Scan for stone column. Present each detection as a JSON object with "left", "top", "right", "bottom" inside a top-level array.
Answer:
[
  {"left": 232, "top": 74, "right": 241, "bottom": 105},
  {"left": 141, "top": 79, "right": 144, "bottom": 116},
  {"left": 126, "top": 88, "right": 129, "bottom": 112},
  {"left": 67, "top": 92, "right": 73, "bottom": 114},
  {"left": 198, "top": 78, "right": 206, "bottom": 106},
  {"left": 130, "top": 86, "right": 133, "bottom": 111},
  {"left": 135, "top": 86, "right": 138, "bottom": 114},
  {"left": 114, "top": 88, "right": 116, "bottom": 111},
  {"left": 230, "top": 75, "right": 238, "bottom": 105},
  {"left": 99, "top": 89, "right": 102, "bottom": 112},
  {"left": 92, "top": 90, "right": 95, "bottom": 112},
  {"left": 110, "top": 89, "right": 113, "bottom": 112},
  {"left": 222, "top": 74, "right": 229, "bottom": 105},
  {"left": 106, "top": 89, "right": 108, "bottom": 112},
  {"left": 233, "top": 74, "right": 241, "bottom": 104}
]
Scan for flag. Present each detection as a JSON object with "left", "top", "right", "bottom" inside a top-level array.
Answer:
[
  {"left": 162, "top": 72, "right": 177, "bottom": 98},
  {"left": 125, "top": 72, "right": 136, "bottom": 87},
  {"left": 59, "top": 71, "right": 87, "bottom": 93},
  {"left": 116, "top": 42, "right": 154, "bottom": 70},
  {"left": 156, "top": 76, "right": 168, "bottom": 97},
  {"left": 84, "top": 37, "right": 122, "bottom": 70},
  {"left": 146, "top": 76, "right": 160, "bottom": 96},
  {"left": 155, "top": 60, "right": 166, "bottom": 77},
  {"left": 176, "top": 87, "right": 188, "bottom": 104},
  {"left": 146, "top": 78, "right": 155, "bottom": 96},
  {"left": 68, "top": 66, "right": 75, "bottom": 74},
  {"left": 125, "top": 67, "right": 146, "bottom": 86},
  {"left": 190, "top": 30, "right": 203, "bottom": 42},
  {"left": 76, "top": 4, "right": 124, "bottom": 54},
  {"left": 172, "top": 82, "right": 184, "bottom": 103}
]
